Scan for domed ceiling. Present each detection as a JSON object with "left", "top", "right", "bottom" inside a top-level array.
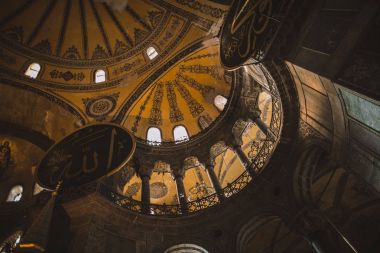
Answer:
[
  {"left": 124, "top": 43, "right": 231, "bottom": 141},
  {"left": 0, "top": 0, "right": 230, "bottom": 141},
  {"left": 0, "top": 0, "right": 226, "bottom": 65},
  {"left": 110, "top": 63, "right": 282, "bottom": 213},
  {"left": 0, "top": 0, "right": 284, "bottom": 216}
]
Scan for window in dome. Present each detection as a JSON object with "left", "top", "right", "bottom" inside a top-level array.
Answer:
[
  {"left": 6, "top": 185, "right": 23, "bottom": 202},
  {"left": 173, "top": 125, "right": 189, "bottom": 143},
  {"left": 24, "top": 63, "right": 41, "bottom": 79},
  {"left": 257, "top": 91, "right": 273, "bottom": 126},
  {"left": 214, "top": 95, "right": 227, "bottom": 111},
  {"left": 183, "top": 164, "right": 215, "bottom": 202},
  {"left": 146, "top": 46, "right": 158, "bottom": 60},
  {"left": 214, "top": 148, "right": 247, "bottom": 188},
  {"left": 147, "top": 127, "right": 162, "bottom": 145},
  {"left": 198, "top": 113, "right": 213, "bottom": 130},
  {"left": 94, "top": 69, "right": 106, "bottom": 83}
]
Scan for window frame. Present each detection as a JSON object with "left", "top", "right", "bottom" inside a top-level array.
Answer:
[
  {"left": 214, "top": 95, "right": 228, "bottom": 112},
  {"left": 146, "top": 127, "right": 162, "bottom": 146},
  {"left": 94, "top": 69, "right": 106, "bottom": 83},
  {"left": 24, "top": 63, "right": 41, "bottom": 79},
  {"left": 6, "top": 185, "right": 23, "bottom": 203},
  {"left": 173, "top": 125, "right": 189, "bottom": 144},
  {"left": 146, "top": 46, "right": 159, "bottom": 60}
]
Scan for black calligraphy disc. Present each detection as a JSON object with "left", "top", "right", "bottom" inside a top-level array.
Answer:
[
  {"left": 220, "top": 0, "right": 274, "bottom": 69},
  {"left": 35, "top": 123, "right": 136, "bottom": 190}
]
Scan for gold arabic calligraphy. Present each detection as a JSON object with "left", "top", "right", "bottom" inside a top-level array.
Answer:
[
  {"left": 226, "top": 0, "right": 272, "bottom": 59},
  {"left": 46, "top": 128, "right": 117, "bottom": 186}
]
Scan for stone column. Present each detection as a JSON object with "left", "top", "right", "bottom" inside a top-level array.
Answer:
[
  {"left": 231, "top": 119, "right": 251, "bottom": 169},
  {"left": 209, "top": 141, "right": 230, "bottom": 201},
  {"left": 172, "top": 165, "right": 188, "bottom": 214},
  {"left": 253, "top": 117, "right": 276, "bottom": 141},
  {"left": 229, "top": 119, "right": 257, "bottom": 177},
  {"left": 232, "top": 141, "right": 257, "bottom": 178},
  {"left": 205, "top": 160, "right": 225, "bottom": 202},
  {"left": 136, "top": 162, "right": 152, "bottom": 215},
  {"left": 140, "top": 175, "right": 150, "bottom": 214}
]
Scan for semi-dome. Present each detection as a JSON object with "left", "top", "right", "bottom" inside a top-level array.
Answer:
[
  {"left": 106, "top": 62, "right": 283, "bottom": 215},
  {"left": 0, "top": 0, "right": 232, "bottom": 139},
  {"left": 0, "top": 0, "right": 284, "bottom": 216}
]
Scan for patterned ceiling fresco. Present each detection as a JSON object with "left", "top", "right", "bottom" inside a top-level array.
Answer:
[
  {"left": 112, "top": 64, "right": 282, "bottom": 209},
  {"left": 0, "top": 1, "right": 283, "bottom": 213},
  {"left": 123, "top": 43, "right": 232, "bottom": 141},
  {"left": 0, "top": 0, "right": 229, "bottom": 140}
]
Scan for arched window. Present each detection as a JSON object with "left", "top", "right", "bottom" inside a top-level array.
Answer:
[
  {"left": 94, "top": 69, "right": 106, "bottom": 83},
  {"left": 164, "top": 244, "right": 209, "bottom": 253},
  {"left": 24, "top": 63, "right": 41, "bottom": 79},
  {"left": 146, "top": 46, "right": 158, "bottom": 60},
  {"left": 147, "top": 127, "right": 162, "bottom": 145},
  {"left": 214, "top": 95, "right": 227, "bottom": 111},
  {"left": 173, "top": 125, "right": 189, "bottom": 143},
  {"left": 198, "top": 114, "right": 212, "bottom": 130},
  {"left": 6, "top": 185, "right": 23, "bottom": 202}
]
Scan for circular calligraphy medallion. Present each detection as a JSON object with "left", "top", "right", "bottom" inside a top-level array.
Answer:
[
  {"left": 150, "top": 182, "right": 168, "bottom": 199},
  {"left": 125, "top": 182, "right": 141, "bottom": 197},
  {"left": 86, "top": 97, "right": 117, "bottom": 118},
  {"left": 90, "top": 99, "right": 113, "bottom": 115},
  {"left": 220, "top": 0, "right": 273, "bottom": 69},
  {"left": 35, "top": 123, "right": 136, "bottom": 190}
]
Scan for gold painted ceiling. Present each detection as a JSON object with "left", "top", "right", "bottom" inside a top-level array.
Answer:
[
  {"left": 0, "top": 0, "right": 284, "bottom": 212},
  {"left": 0, "top": 0, "right": 230, "bottom": 141}
]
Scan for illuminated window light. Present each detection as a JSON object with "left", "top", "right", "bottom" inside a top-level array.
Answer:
[
  {"left": 147, "top": 127, "right": 162, "bottom": 145},
  {"left": 173, "top": 125, "right": 189, "bottom": 144},
  {"left": 95, "top": 69, "right": 106, "bottom": 83},
  {"left": 146, "top": 46, "right": 158, "bottom": 60},
  {"left": 214, "top": 95, "right": 227, "bottom": 111},
  {"left": 24, "top": 63, "right": 41, "bottom": 79}
]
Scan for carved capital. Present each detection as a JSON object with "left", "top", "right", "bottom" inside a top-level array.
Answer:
[
  {"left": 137, "top": 167, "right": 152, "bottom": 178},
  {"left": 153, "top": 160, "right": 171, "bottom": 174},
  {"left": 171, "top": 164, "right": 185, "bottom": 179},
  {"left": 183, "top": 156, "right": 200, "bottom": 170},
  {"left": 134, "top": 158, "right": 151, "bottom": 178}
]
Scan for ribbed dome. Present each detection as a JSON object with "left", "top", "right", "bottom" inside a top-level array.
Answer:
[
  {"left": 0, "top": 0, "right": 230, "bottom": 140},
  {"left": 0, "top": 0, "right": 283, "bottom": 216}
]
